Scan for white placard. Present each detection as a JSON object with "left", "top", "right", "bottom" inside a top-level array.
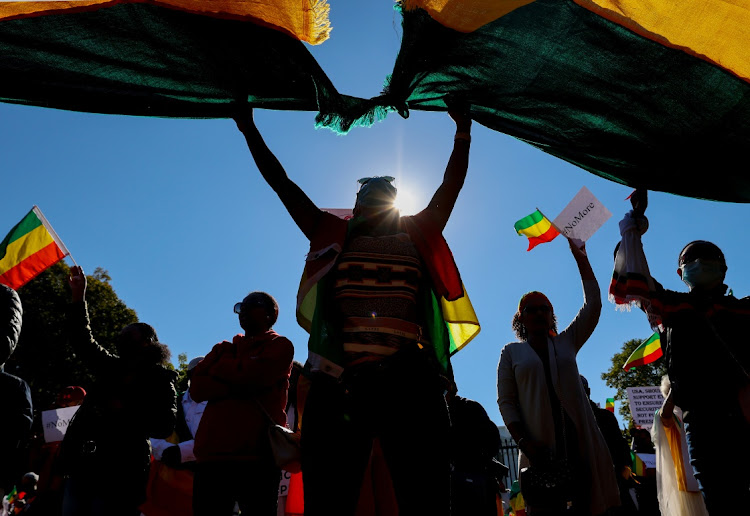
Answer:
[
  {"left": 42, "top": 405, "right": 80, "bottom": 443},
  {"left": 552, "top": 186, "right": 612, "bottom": 245},
  {"left": 278, "top": 469, "right": 293, "bottom": 497},
  {"left": 637, "top": 453, "right": 656, "bottom": 470},
  {"left": 626, "top": 386, "right": 664, "bottom": 428}
]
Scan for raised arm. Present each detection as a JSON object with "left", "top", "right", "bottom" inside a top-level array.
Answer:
[
  {"left": 559, "top": 239, "right": 602, "bottom": 352},
  {"left": 235, "top": 106, "right": 322, "bottom": 240},
  {"left": 67, "top": 266, "right": 117, "bottom": 365},
  {"left": 422, "top": 108, "right": 472, "bottom": 231}
]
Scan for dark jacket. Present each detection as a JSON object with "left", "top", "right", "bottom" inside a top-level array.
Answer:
[
  {"left": 0, "top": 284, "right": 31, "bottom": 491},
  {"left": 60, "top": 301, "right": 177, "bottom": 501},
  {"left": 651, "top": 282, "right": 750, "bottom": 412}
]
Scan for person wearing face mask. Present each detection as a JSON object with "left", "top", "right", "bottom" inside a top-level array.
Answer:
[
  {"left": 61, "top": 266, "right": 178, "bottom": 516},
  {"left": 610, "top": 189, "right": 750, "bottom": 514}
]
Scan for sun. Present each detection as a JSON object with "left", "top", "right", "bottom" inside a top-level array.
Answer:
[{"left": 393, "top": 186, "right": 419, "bottom": 215}]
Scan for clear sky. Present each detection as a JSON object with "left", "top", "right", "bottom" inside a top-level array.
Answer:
[{"left": 2, "top": 1, "right": 747, "bottom": 428}]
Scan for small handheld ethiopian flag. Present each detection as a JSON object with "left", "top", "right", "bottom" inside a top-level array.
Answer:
[
  {"left": 0, "top": 206, "right": 71, "bottom": 290},
  {"left": 623, "top": 332, "right": 663, "bottom": 372},
  {"left": 605, "top": 398, "right": 615, "bottom": 413},
  {"left": 514, "top": 209, "right": 560, "bottom": 251}
]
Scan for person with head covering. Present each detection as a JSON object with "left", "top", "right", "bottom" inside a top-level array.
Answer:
[
  {"left": 0, "top": 283, "right": 32, "bottom": 499},
  {"left": 60, "top": 266, "right": 177, "bottom": 516},
  {"left": 497, "top": 239, "right": 620, "bottom": 515},
  {"left": 234, "top": 104, "right": 475, "bottom": 516},
  {"left": 189, "top": 291, "right": 294, "bottom": 516},
  {"left": 611, "top": 189, "right": 750, "bottom": 514}
]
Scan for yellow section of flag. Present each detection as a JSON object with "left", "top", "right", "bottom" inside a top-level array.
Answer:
[
  {"left": 401, "top": 0, "right": 536, "bottom": 32},
  {"left": 574, "top": 0, "right": 750, "bottom": 82},
  {"left": 0, "top": 0, "right": 331, "bottom": 44}
]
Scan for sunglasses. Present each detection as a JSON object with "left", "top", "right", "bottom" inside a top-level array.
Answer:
[
  {"left": 523, "top": 305, "right": 551, "bottom": 315},
  {"left": 234, "top": 300, "right": 267, "bottom": 314}
]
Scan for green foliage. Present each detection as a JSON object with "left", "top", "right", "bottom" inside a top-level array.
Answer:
[
  {"left": 5, "top": 262, "right": 138, "bottom": 411},
  {"left": 175, "top": 352, "right": 190, "bottom": 393},
  {"left": 601, "top": 337, "right": 667, "bottom": 428}
]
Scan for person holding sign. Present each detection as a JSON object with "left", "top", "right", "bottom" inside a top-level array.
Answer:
[
  {"left": 497, "top": 238, "right": 620, "bottom": 516},
  {"left": 610, "top": 189, "right": 750, "bottom": 514}
]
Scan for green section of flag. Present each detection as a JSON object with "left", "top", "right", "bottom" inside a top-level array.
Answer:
[
  {"left": 0, "top": 209, "right": 41, "bottom": 257},
  {"left": 318, "top": 0, "right": 750, "bottom": 202},
  {"left": 0, "top": 3, "right": 340, "bottom": 117},
  {"left": 514, "top": 210, "right": 544, "bottom": 232}
]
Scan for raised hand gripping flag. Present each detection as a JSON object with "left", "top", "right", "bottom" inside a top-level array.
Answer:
[
  {"left": 0, "top": 206, "right": 69, "bottom": 289},
  {"left": 623, "top": 332, "right": 662, "bottom": 372},
  {"left": 513, "top": 209, "right": 559, "bottom": 251}
]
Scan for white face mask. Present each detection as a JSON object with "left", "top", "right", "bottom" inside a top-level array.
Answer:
[{"left": 680, "top": 259, "right": 724, "bottom": 289}]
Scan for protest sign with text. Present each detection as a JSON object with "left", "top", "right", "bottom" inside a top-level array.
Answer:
[
  {"left": 626, "top": 386, "right": 664, "bottom": 428},
  {"left": 552, "top": 186, "right": 612, "bottom": 246},
  {"left": 42, "top": 405, "right": 80, "bottom": 442}
]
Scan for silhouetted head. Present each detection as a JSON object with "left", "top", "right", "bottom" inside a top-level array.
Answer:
[
  {"left": 234, "top": 291, "right": 278, "bottom": 336},
  {"left": 677, "top": 240, "right": 726, "bottom": 291},
  {"left": 116, "top": 322, "right": 171, "bottom": 366},
  {"left": 57, "top": 386, "right": 87, "bottom": 408},
  {"left": 0, "top": 284, "right": 22, "bottom": 367},
  {"left": 512, "top": 291, "right": 557, "bottom": 340},
  {"left": 186, "top": 355, "right": 204, "bottom": 382},
  {"left": 352, "top": 177, "right": 400, "bottom": 230},
  {"left": 580, "top": 375, "right": 591, "bottom": 398}
]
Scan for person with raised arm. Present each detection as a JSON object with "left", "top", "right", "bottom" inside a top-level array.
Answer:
[
  {"left": 610, "top": 189, "right": 750, "bottom": 514},
  {"left": 235, "top": 106, "right": 477, "bottom": 516},
  {"left": 497, "top": 239, "right": 620, "bottom": 516},
  {"left": 61, "top": 266, "right": 177, "bottom": 516}
]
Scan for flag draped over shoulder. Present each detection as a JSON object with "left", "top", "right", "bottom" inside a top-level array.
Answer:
[
  {"left": 0, "top": 0, "right": 337, "bottom": 117},
  {"left": 318, "top": 0, "right": 750, "bottom": 203},
  {"left": 0, "top": 206, "right": 69, "bottom": 289}
]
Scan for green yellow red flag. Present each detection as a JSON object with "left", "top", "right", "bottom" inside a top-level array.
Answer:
[
  {"left": 513, "top": 209, "right": 560, "bottom": 251},
  {"left": 606, "top": 398, "right": 615, "bottom": 413},
  {"left": 0, "top": 206, "right": 69, "bottom": 290},
  {"left": 623, "top": 332, "right": 663, "bottom": 372}
]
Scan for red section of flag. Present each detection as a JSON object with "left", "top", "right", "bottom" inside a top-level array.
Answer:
[{"left": 0, "top": 241, "right": 65, "bottom": 289}]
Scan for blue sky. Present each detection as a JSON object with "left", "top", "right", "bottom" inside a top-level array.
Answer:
[{"left": 2, "top": 1, "right": 747, "bottom": 428}]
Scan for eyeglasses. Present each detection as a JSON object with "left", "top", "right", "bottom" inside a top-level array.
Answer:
[
  {"left": 233, "top": 300, "right": 266, "bottom": 314},
  {"left": 523, "top": 305, "right": 551, "bottom": 315}
]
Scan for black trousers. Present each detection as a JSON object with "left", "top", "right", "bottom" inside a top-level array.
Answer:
[
  {"left": 193, "top": 460, "right": 280, "bottom": 516},
  {"left": 301, "top": 350, "right": 451, "bottom": 516}
]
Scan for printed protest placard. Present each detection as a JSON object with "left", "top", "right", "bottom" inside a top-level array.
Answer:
[
  {"left": 552, "top": 186, "right": 612, "bottom": 245},
  {"left": 626, "top": 386, "right": 664, "bottom": 428},
  {"left": 278, "top": 469, "right": 292, "bottom": 497},
  {"left": 42, "top": 405, "right": 80, "bottom": 443}
]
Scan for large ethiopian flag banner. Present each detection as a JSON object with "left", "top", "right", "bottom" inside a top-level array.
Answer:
[
  {"left": 0, "top": 206, "right": 70, "bottom": 290},
  {"left": 0, "top": 0, "right": 336, "bottom": 117},
  {"left": 318, "top": 0, "right": 750, "bottom": 203}
]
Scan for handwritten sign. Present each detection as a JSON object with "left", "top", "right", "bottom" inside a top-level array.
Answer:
[
  {"left": 552, "top": 186, "right": 612, "bottom": 245},
  {"left": 42, "top": 405, "right": 80, "bottom": 443},
  {"left": 626, "top": 386, "right": 664, "bottom": 428}
]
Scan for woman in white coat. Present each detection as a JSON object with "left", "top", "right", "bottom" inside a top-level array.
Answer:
[{"left": 497, "top": 239, "right": 620, "bottom": 515}]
